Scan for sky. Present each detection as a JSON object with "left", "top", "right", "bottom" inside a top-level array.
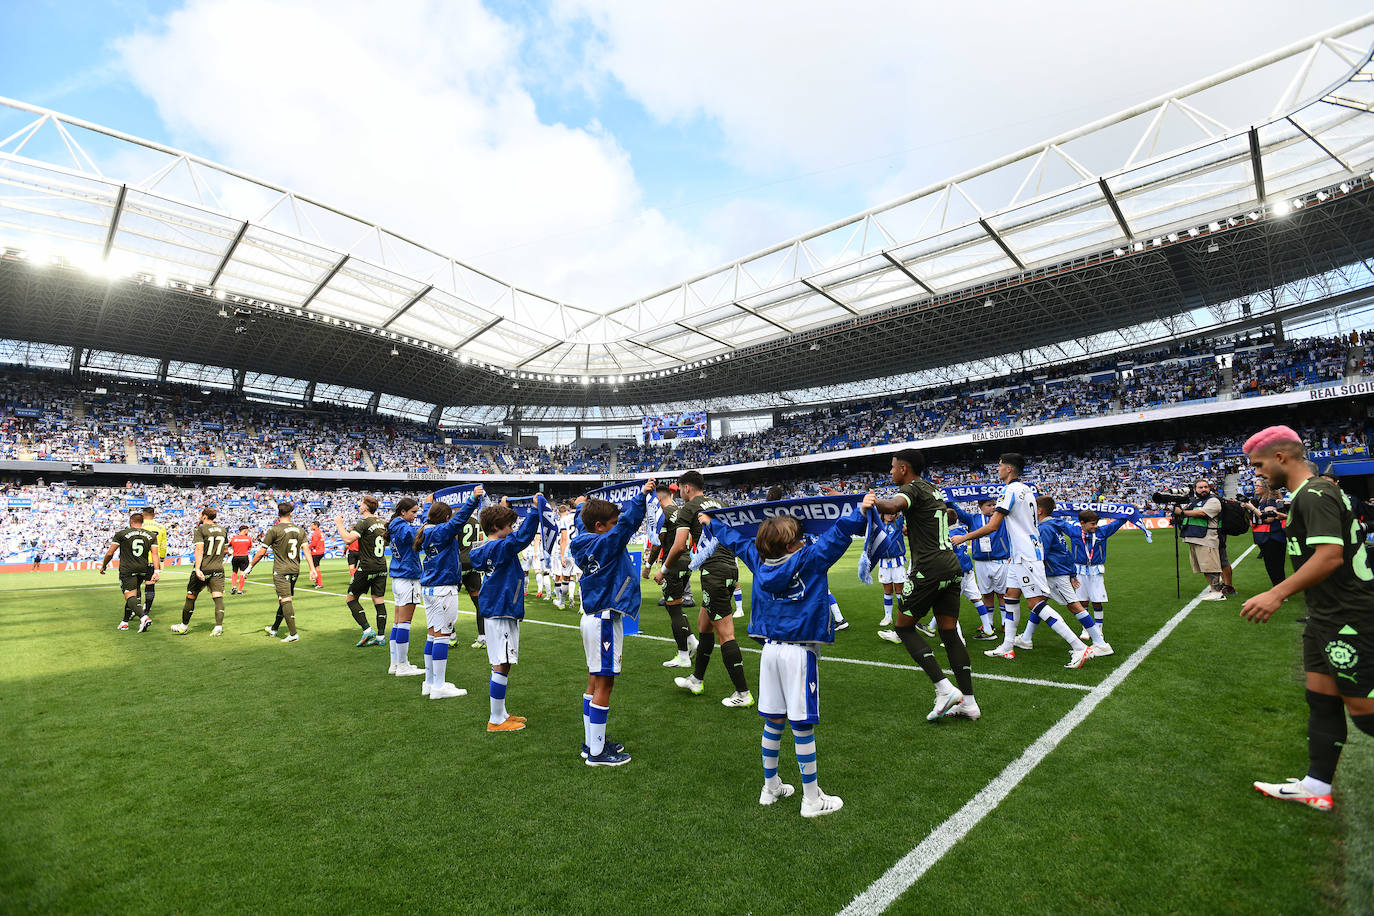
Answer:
[{"left": 2, "top": 0, "right": 1372, "bottom": 311}]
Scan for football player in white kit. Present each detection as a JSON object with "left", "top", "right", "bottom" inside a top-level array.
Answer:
[
  {"left": 553, "top": 504, "right": 578, "bottom": 609},
  {"left": 953, "top": 453, "right": 1045, "bottom": 660}
]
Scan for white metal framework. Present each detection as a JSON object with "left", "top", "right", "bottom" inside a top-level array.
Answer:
[{"left": 1, "top": 14, "right": 1373, "bottom": 387}]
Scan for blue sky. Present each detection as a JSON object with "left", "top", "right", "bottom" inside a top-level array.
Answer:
[{"left": 3, "top": 1, "right": 1372, "bottom": 306}]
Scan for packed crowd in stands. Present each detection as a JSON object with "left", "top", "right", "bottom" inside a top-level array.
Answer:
[
  {"left": 0, "top": 329, "right": 1367, "bottom": 474},
  {"left": 4, "top": 412, "right": 1365, "bottom": 565}
]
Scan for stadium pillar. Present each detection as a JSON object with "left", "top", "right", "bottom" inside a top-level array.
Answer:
[
  {"left": 367, "top": 390, "right": 380, "bottom": 415},
  {"left": 232, "top": 368, "right": 245, "bottom": 395},
  {"left": 304, "top": 381, "right": 316, "bottom": 405},
  {"left": 1274, "top": 317, "right": 1284, "bottom": 345},
  {"left": 428, "top": 404, "right": 443, "bottom": 426},
  {"left": 157, "top": 359, "right": 169, "bottom": 383},
  {"left": 69, "top": 347, "right": 83, "bottom": 376}
]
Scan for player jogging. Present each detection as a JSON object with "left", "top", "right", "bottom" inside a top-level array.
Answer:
[
  {"left": 171, "top": 507, "right": 228, "bottom": 636},
  {"left": 100, "top": 511, "right": 161, "bottom": 632},
  {"left": 666, "top": 470, "right": 753, "bottom": 708},
  {"left": 873, "top": 449, "right": 979, "bottom": 721},
  {"left": 335, "top": 496, "right": 388, "bottom": 647},
  {"left": 1242, "top": 425, "right": 1374, "bottom": 812},
  {"left": 140, "top": 505, "right": 168, "bottom": 618},
  {"left": 1010, "top": 496, "right": 1096, "bottom": 667},
  {"left": 249, "top": 501, "right": 315, "bottom": 642}
]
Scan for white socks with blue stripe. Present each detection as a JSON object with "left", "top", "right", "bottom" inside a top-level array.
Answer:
[
  {"left": 761, "top": 719, "right": 784, "bottom": 787},
  {"left": 490, "top": 671, "right": 508, "bottom": 724},
  {"left": 793, "top": 725, "right": 819, "bottom": 800}
]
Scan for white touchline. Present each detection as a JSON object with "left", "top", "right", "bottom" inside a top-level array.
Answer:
[
  {"left": 244, "top": 581, "right": 1096, "bottom": 692},
  {"left": 838, "top": 543, "right": 1256, "bottom": 916}
]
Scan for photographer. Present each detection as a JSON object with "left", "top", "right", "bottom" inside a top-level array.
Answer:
[
  {"left": 1172, "top": 478, "right": 1226, "bottom": 600},
  {"left": 1247, "top": 483, "right": 1289, "bottom": 587}
]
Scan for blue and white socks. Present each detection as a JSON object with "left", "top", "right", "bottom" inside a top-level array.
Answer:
[
  {"left": 793, "top": 725, "right": 819, "bottom": 801},
  {"left": 829, "top": 593, "right": 843, "bottom": 623},
  {"left": 391, "top": 621, "right": 411, "bottom": 668},
  {"left": 1001, "top": 598, "right": 1021, "bottom": 649},
  {"left": 882, "top": 593, "right": 894, "bottom": 623},
  {"left": 430, "top": 637, "right": 450, "bottom": 687},
  {"left": 489, "top": 672, "right": 509, "bottom": 724},
  {"left": 588, "top": 703, "right": 609, "bottom": 757},
  {"left": 424, "top": 636, "right": 434, "bottom": 684},
  {"left": 733, "top": 587, "right": 744, "bottom": 616},
  {"left": 1075, "top": 609, "right": 1106, "bottom": 644},
  {"left": 761, "top": 719, "right": 784, "bottom": 787},
  {"left": 975, "top": 601, "right": 994, "bottom": 631}
]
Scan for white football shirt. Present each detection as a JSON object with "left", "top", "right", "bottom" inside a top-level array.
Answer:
[{"left": 994, "top": 480, "right": 1042, "bottom": 563}]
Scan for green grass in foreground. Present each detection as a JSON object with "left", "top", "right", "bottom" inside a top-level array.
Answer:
[{"left": 0, "top": 534, "right": 1368, "bottom": 914}]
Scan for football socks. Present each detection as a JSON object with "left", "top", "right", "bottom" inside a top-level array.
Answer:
[
  {"left": 720, "top": 639, "right": 749, "bottom": 694},
  {"left": 490, "top": 672, "right": 509, "bottom": 724},
  {"left": 937, "top": 626, "right": 975, "bottom": 698},
  {"left": 588, "top": 702, "right": 609, "bottom": 757},
  {"left": 895, "top": 625, "right": 946, "bottom": 684},
  {"left": 761, "top": 719, "right": 784, "bottom": 786},
  {"left": 346, "top": 598, "right": 369, "bottom": 629},
  {"left": 692, "top": 631, "right": 716, "bottom": 681},
  {"left": 792, "top": 725, "right": 819, "bottom": 800}
]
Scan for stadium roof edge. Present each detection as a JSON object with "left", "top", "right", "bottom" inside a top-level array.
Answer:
[{"left": 3, "top": 15, "right": 1374, "bottom": 407}]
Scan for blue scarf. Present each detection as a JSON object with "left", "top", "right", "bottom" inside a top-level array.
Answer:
[
  {"left": 690, "top": 494, "right": 880, "bottom": 574},
  {"left": 1051, "top": 501, "right": 1152, "bottom": 543}
]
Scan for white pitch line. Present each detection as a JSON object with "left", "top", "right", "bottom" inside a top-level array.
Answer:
[
  {"left": 839, "top": 544, "right": 1256, "bottom": 916},
  {"left": 253, "top": 580, "right": 1094, "bottom": 692}
]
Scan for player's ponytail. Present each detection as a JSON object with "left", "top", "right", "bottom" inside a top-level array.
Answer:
[
  {"left": 415, "top": 501, "right": 452, "bottom": 551},
  {"left": 387, "top": 497, "right": 419, "bottom": 546}
]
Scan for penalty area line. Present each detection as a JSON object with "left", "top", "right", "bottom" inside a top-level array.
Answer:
[{"left": 840, "top": 544, "right": 1256, "bottom": 916}]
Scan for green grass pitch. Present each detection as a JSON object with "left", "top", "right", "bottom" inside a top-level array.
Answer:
[{"left": 1, "top": 533, "right": 1369, "bottom": 914}]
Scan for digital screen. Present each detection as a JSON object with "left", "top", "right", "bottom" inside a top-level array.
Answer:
[{"left": 642, "top": 410, "right": 707, "bottom": 442}]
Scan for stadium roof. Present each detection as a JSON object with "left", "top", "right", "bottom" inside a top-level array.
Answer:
[{"left": 3, "top": 14, "right": 1374, "bottom": 412}]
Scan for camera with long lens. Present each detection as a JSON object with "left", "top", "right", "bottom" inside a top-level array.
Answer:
[{"left": 1151, "top": 491, "right": 1191, "bottom": 505}]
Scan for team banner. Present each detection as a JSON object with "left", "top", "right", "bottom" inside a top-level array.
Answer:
[
  {"left": 939, "top": 483, "right": 1006, "bottom": 503},
  {"left": 503, "top": 494, "right": 559, "bottom": 554},
  {"left": 1050, "top": 501, "right": 1152, "bottom": 543},
  {"left": 586, "top": 479, "right": 649, "bottom": 504},
  {"left": 645, "top": 494, "right": 663, "bottom": 546},
  {"left": 7, "top": 498, "right": 32, "bottom": 508},
  {"left": 433, "top": 483, "right": 482, "bottom": 504},
  {"left": 13, "top": 408, "right": 43, "bottom": 418},
  {"left": 690, "top": 494, "right": 868, "bottom": 570}
]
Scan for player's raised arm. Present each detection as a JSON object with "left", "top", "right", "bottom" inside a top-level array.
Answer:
[{"left": 335, "top": 515, "right": 360, "bottom": 544}]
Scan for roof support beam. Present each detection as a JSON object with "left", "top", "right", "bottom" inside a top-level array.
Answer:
[
  {"left": 732, "top": 301, "right": 793, "bottom": 333},
  {"left": 978, "top": 218, "right": 1026, "bottom": 270},
  {"left": 675, "top": 321, "right": 733, "bottom": 347},
  {"left": 456, "top": 316, "right": 502, "bottom": 349},
  {"left": 1097, "top": 178, "right": 1133, "bottom": 241},
  {"left": 428, "top": 403, "right": 443, "bottom": 427},
  {"left": 515, "top": 341, "right": 562, "bottom": 368},
  {"left": 300, "top": 254, "right": 348, "bottom": 310},
  {"left": 1248, "top": 126, "right": 1267, "bottom": 204},
  {"left": 800, "top": 279, "right": 859, "bottom": 314},
  {"left": 382, "top": 284, "right": 433, "bottom": 329},
  {"left": 1286, "top": 116, "right": 1353, "bottom": 172},
  {"left": 101, "top": 184, "right": 127, "bottom": 260},
  {"left": 209, "top": 221, "right": 249, "bottom": 287},
  {"left": 880, "top": 251, "right": 936, "bottom": 294}
]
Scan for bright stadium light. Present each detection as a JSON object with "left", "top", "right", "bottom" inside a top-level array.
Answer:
[{"left": 1272, "top": 199, "right": 1291, "bottom": 217}]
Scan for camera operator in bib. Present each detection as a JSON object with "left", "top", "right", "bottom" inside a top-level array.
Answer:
[{"left": 1173, "top": 478, "right": 1227, "bottom": 601}]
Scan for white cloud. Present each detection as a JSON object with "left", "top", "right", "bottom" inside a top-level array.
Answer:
[
  {"left": 559, "top": 0, "right": 1373, "bottom": 211},
  {"left": 114, "top": 0, "right": 720, "bottom": 311}
]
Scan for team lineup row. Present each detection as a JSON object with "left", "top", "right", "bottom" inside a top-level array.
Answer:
[{"left": 97, "top": 427, "right": 1372, "bottom": 817}]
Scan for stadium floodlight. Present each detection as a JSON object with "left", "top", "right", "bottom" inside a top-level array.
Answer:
[
  {"left": 1208, "top": 221, "right": 1221, "bottom": 231},
  {"left": 1340, "top": 182, "right": 1351, "bottom": 193},
  {"left": 390, "top": 346, "right": 399, "bottom": 357},
  {"left": 1272, "top": 199, "right": 1291, "bottom": 217},
  {"left": 1166, "top": 233, "right": 1178, "bottom": 242},
  {"left": 1187, "top": 228, "right": 1199, "bottom": 238},
  {"left": 1207, "top": 242, "right": 1220, "bottom": 253},
  {"left": 1113, "top": 248, "right": 1126, "bottom": 256},
  {"left": 1317, "top": 191, "right": 1328, "bottom": 202},
  {"left": 1247, "top": 211, "right": 1260, "bottom": 221},
  {"left": 582, "top": 376, "right": 590, "bottom": 385},
  {"left": 1133, "top": 241, "right": 1145, "bottom": 252},
  {"left": 809, "top": 342, "right": 820, "bottom": 351}
]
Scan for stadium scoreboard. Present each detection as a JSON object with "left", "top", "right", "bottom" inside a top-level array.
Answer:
[{"left": 642, "top": 410, "right": 707, "bottom": 442}]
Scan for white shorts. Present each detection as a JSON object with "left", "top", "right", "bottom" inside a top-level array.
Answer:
[
  {"left": 960, "top": 570, "right": 983, "bottom": 604},
  {"left": 392, "top": 577, "right": 421, "bottom": 607},
  {"left": 484, "top": 617, "right": 520, "bottom": 665},
  {"left": 553, "top": 555, "right": 575, "bottom": 576},
  {"left": 878, "top": 557, "right": 907, "bottom": 585},
  {"left": 1043, "top": 575, "right": 1078, "bottom": 607},
  {"left": 581, "top": 611, "right": 624, "bottom": 676},
  {"left": 1006, "top": 560, "right": 1048, "bottom": 597},
  {"left": 423, "top": 585, "right": 458, "bottom": 635},
  {"left": 1076, "top": 573, "right": 1108, "bottom": 604},
  {"left": 757, "top": 641, "right": 820, "bottom": 726},
  {"left": 973, "top": 559, "right": 1008, "bottom": 595}
]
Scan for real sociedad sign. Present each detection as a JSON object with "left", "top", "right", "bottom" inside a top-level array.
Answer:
[
  {"left": 1309, "top": 381, "right": 1374, "bottom": 400},
  {"left": 586, "top": 480, "right": 648, "bottom": 504},
  {"left": 407, "top": 471, "right": 448, "bottom": 481},
  {"left": 706, "top": 494, "right": 865, "bottom": 533},
  {"left": 970, "top": 426, "right": 1025, "bottom": 442},
  {"left": 152, "top": 464, "right": 203, "bottom": 475}
]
